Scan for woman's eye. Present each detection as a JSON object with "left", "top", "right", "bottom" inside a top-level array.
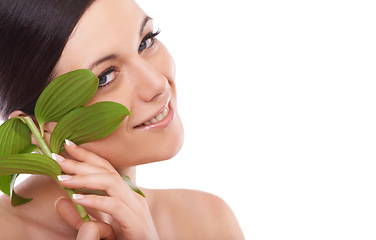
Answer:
[
  {"left": 97, "top": 67, "right": 118, "bottom": 87},
  {"left": 138, "top": 29, "right": 161, "bottom": 53},
  {"left": 139, "top": 38, "right": 153, "bottom": 52}
]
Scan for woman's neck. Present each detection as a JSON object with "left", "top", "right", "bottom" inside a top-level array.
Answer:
[{"left": 117, "top": 166, "right": 137, "bottom": 184}]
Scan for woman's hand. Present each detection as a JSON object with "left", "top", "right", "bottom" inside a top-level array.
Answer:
[
  {"left": 54, "top": 140, "right": 159, "bottom": 240},
  {"left": 55, "top": 197, "right": 116, "bottom": 240}
]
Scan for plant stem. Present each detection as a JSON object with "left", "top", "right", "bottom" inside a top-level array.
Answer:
[
  {"left": 21, "top": 116, "right": 90, "bottom": 222},
  {"left": 65, "top": 188, "right": 90, "bottom": 222},
  {"left": 22, "top": 117, "right": 52, "bottom": 157}
]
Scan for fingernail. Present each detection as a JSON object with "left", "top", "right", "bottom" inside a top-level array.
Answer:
[
  {"left": 72, "top": 194, "right": 84, "bottom": 200},
  {"left": 57, "top": 175, "right": 72, "bottom": 181},
  {"left": 51, "top": 153, "right": 64, "bottom": 162},
  {"left": 54, "top": 196, "right": 67, "bottom": 209},
  {"left": 65, "top": 139, "right": 76, "bottom": 147}
]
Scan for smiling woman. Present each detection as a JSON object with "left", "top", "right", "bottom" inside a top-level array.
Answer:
[
  {"left": 0, "top": 0, "right": 244, "bottom": 239},
  {"left": 53, "top": 0, "right": 184, "bottom": 169}
]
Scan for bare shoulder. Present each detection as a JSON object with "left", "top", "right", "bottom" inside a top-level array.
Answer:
[
  {"left": 0, "top": 194, "right": 25, "bottom": 239},
  {"left": 142, "top": 188, "right": 244, "bottom": 239},
  {"left": 0, "top": 176, "right": 77, "bottom": 240}
]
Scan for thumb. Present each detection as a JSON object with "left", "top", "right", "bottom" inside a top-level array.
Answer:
[
  {"left": 55, "top": 197, "right": 83, "bottom": 230},
  {"left": 55, "top": 197, "right": 115, "bottom": 240},
  {"left": 77, "top": 221, "right": 116, "bottom": 240}
]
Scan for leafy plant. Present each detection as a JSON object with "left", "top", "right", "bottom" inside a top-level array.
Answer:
[{"left": 0, "top": 69, "right": 141, "bottom": 221}]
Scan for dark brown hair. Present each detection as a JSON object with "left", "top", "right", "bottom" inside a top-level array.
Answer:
[{"left": 0, "top": 0, "right": 95, "bottom": 120}]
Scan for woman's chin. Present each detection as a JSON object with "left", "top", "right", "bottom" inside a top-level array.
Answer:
[{"left": 137, "top": 126, "right": 184, "bottom": 166}]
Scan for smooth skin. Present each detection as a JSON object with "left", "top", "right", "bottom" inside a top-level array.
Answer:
[{"left": 0, "top": 0, "right": 244, "bottom": 239}]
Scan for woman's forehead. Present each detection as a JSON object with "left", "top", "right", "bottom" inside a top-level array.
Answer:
[
  {"left": 68, "top": 0, "right": 146, "bottom": 47},
  {"left": 56, "top": 0, "right": 148, "bottom": 74}
]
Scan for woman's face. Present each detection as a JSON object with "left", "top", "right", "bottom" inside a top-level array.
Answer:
[{"left": 51, "top": 0, "right": 184, "bottom": 169}]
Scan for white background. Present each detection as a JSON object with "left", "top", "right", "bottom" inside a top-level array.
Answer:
[
  {"left": 136, "top": 0, "right": 376, "bottom": 239},
  {"left": 3, "top": 0, "right": 376, "bottom": 239}
]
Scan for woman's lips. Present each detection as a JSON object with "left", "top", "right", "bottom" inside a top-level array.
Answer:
[
  {"left": 134, "top": 102, "right": 175, "bottom": 130},
  {"left": 142, "top": 104, "right": 170, "bottom": 126}
]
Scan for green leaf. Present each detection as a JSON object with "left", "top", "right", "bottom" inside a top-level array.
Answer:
[
  {"left": 0, "top": 118, "right": 32, "bottom": 195},
  {"left": 122, "top": 176, "right": 145, "bottom": 198},
  {"left": 10, "top": 174, "right": 32, "bottom": 206},
  {"left": 11, "top": 190, "right": 32, "bottom": 206},
  {"left": 0, "top": 153, "right": 62, "bottom": 177},
  {"left": 50, "top": 101, "right": 130, "bottom": 154},
  {"left": 0, "top": 175, "right": 11, "bottom": 196},
  {"left": 20, "top": 145, "right": 42, "bottom": 154},
  {"left": 34, "top": 69, "right": 99, "bottom": 131},
  {"left": 0, "top": 118, "right": 32, "bottom": 156}
]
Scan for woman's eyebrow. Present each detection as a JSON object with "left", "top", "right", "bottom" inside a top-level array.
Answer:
[
  {"left": 88, "top": 54, "right": 118, "bottom": 70},
  {"left": 88, "top": 16, "right": 152, "bottom": 70},
  {"left": 140, "top": 16, "right": 152, "bottom": 36}
]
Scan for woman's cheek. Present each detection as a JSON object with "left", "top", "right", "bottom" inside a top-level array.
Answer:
[{"left": 150, "top": 42, "right": 176, "bottom": 85}]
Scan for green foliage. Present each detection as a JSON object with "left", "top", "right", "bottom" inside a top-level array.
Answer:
[
  {"left": 10, "top": 174, "right": 32, "bottom": 206},
  {"left": 0, "top": 117, "right": 31, "bottom": 156},
  {"left": 0, "top": 154, "right": 62, "bottom": 177},
  {"left": 122, "top": 176, "right": 145, "bottom": 198},
  {"left": 50, "top": 101, "right": 130, "bottom": 154},
  {"left": 34, "top": 69, "right": 98, "bottom": 135},
  {"left": 0, "top": 117, "right": 33, "bottom": 205},
  {"left": 0, "top": 69, "right": 142, "bottom": 213},
  {"left": 0, "top": 175, "right": 11, "bottom": 196}
]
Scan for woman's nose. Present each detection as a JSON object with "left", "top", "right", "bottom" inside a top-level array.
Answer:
[{"left": 128, "top": 58, "right": 168, "bottom": 102}]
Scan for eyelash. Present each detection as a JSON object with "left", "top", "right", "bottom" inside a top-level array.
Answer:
[
  {"left": 97, "top": 66, "right": 118, "bottom": 88},
  {"left": 138, "top": 28, "right": 161, "bottom": 53},
  {"left": 97, "top": 29, "right": 161, "bottom": 88}
]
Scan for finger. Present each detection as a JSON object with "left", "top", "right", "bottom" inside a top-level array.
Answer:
[
  {"left": 56, "top": 197, "right": 116, "bottom": 240},
  {"left": 72, "top": 194, "right": 135, "bottom": 227},
  {"left": 64, "top": 139, "right": 116, "bottom": 172},
  {"left": 55, "top": 197, "right": 84, "bottom": 230},
  {"left": 72, "top": 194, "right": 157, "bottom": 239},
  {"left": 57, "top": 173, "right": 142, "bottom": 205},
  {"left": 52, "top": 154, "right": 108, "bottom": 175},
  {"left": 76, "top": 221, "right": 116, "bottom": 240}
]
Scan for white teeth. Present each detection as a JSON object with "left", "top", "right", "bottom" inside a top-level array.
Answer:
[
  {"left": 142, "top": 105, "right": 170, "bottom": 126},
  {"left": 156, "top": 112, "right": 164, "bottom": 121}
]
